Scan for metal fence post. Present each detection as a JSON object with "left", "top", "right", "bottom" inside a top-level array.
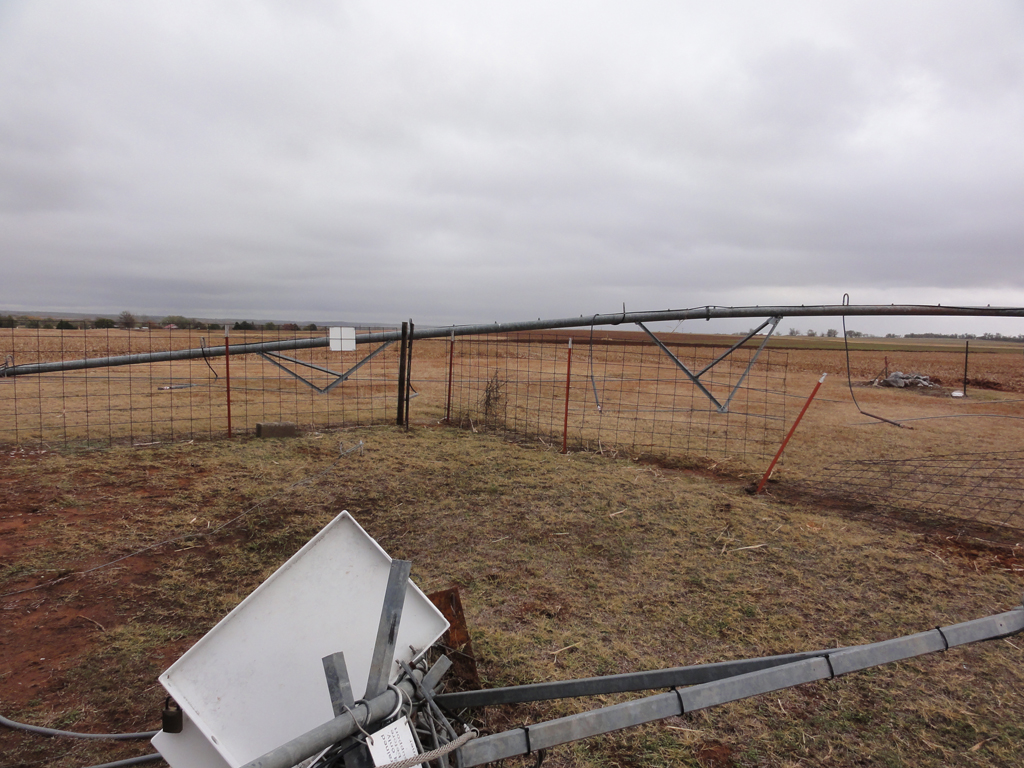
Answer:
[
  {"left": 445, "top": 329, "right": 455, "bottom": 423},
  {"left": 756, "top": 373, "right": 826, "bottom": 493},
  {"left": 963, "top": 340, "right": 970, "bottom": 395},
  {"left": 404, "top": 320, "right": 414, "bottom": 431},
  {"left": 396, "top": 322, "right": 408, "bottom": 426},
  {"left": 562, "top": 338, "right": 573, "bottom": 454},
  {"left": 224, "top": 325, "right": 233, "bottom": 438}
]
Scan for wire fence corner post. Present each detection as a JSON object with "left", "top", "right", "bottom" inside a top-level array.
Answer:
[
  {"left": 404, "top": 319, "right": 414, "bottom": 431},
  {"left": 445, "top": 328, "right": 455, "bottom": 423},
  {"left": 397, "top": 321, "right": 408, "bottom": 426}
]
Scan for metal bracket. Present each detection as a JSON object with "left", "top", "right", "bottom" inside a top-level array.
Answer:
[
  {"left": 636, "top": 317, "right": 781, "bottom": 413},
  {"left": 398, "top": 659, "right": 459, "bottom": 768},
  {"left": 258, "top": 341, "right": 394, "bottom": 394},
  {"left": 364, "top": 559, "right": 412, "bottom": 701},
  {"left": 322, "top": 652, "right": 356, "bottom": 718},
  {"left": 321, "top": 651, "right": 371, "bottom": 768}
]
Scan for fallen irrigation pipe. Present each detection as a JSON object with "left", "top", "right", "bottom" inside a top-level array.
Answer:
[
  {"left": 237, "top": 604, "right": 1023, "bottom": 768},
  {"left": 455, "top": 605, "right": 1024, "bottom": 766}
]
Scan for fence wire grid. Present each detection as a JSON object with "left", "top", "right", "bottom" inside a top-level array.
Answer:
[
  {"left": 9, "top": 324, "right": 1024, "bottom": 537},
  {"left": 447, "top": 332, "right": 789, "bottom": 460},
  {"left": 1, "top": 327, "right": 789, "bottom": 463},
  {"left": 815, "top": 450, "right": 1024, "bottom": 536},
  {"left": 0, "top": 327, "right": 399, "bottom": 448}
]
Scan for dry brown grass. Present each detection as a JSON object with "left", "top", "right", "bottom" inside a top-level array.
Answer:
[{"left": 2, "top": 427, "right": 1023, "bottom": 767}]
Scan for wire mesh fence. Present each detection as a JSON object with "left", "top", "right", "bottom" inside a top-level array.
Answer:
[
  {"left": 813, "top": 451, "right": 1024, "bottom": 536},
  {"left": 1, "top": 326, "right": 789, "bottom": 463},
  {"left": 8, "top": 322, "right": 1024, "bottom": 538},
  {"left": 0, "top": 327, "right": 400, "bottom": 448},
  {"left": 446, "top": 331, "right": 790, "bottom": 461}
]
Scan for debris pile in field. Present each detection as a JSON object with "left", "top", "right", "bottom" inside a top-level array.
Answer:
[{"left": 876, "top": 371, "right": 936, "bottom": 388}]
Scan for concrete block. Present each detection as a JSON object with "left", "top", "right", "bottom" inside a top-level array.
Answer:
[{"left": 255, "top": 421, "right": 298, "bottom": 438}]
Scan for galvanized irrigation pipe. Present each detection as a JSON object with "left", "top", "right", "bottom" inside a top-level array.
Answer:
[
  {"left": 457, "top": 606, "right": 1024, "bottom": 766},
  {"left": 241, "top": 669, "right": 424, "bottom": 768},
  {"left": 4, "top": 305, "right": 1024, "bottom": 378}
]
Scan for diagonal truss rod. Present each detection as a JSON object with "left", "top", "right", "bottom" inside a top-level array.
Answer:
[
  {"left": 258, "top": 342, "right": 394, "bottom": 394},
  {"left": 436, "top": 645, "right": 843, "bottom": 709},
  {"left": 636, "top": 316, "right": 781, "bottom": 413}
]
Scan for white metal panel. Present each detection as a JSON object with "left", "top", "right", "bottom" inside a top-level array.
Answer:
[
  {"left": 154, "top": 511, "right": 448, "bottom": 768},
  {"left": 151, "top": 711, "right": 232, "bottom": 768},
  {"left": 329, "top": 327, "right": 356, "bottom": 352}
]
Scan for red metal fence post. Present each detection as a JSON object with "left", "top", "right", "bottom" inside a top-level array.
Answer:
[
  {"left": 756, "top": 373, "right": 826, "bottom": 494},
  {"left": 562, "top": 338, "right": 573, "bottom": 454}
]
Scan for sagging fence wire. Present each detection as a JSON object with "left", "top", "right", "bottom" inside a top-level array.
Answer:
[
  {"left": 812, "top": 450, "right": 1024, "bottom": 535},
  {"left": 841, "top": 294, "right": 906, "bottom": 429}
]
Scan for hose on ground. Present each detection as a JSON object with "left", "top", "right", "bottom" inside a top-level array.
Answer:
[
  {"left": 0, "top": 712, "right": 158, "bottom": 740},
  {"left": 81, "top": 753, "right": 165, "bottom": 768}
]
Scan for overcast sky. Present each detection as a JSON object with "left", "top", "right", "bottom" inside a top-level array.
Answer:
[{"left": 2, "top": 1, "right": 1023, "bottom": 335}]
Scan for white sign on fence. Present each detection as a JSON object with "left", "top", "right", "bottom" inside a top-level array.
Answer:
[{"left": 329, "top": 327, "right": 357, "bottom": 352}]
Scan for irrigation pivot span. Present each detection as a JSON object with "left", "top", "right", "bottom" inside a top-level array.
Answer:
[{"left": 4, "top": 303, "right": 1023, "bottom": 378}]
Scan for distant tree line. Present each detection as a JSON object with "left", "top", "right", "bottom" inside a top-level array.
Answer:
[
  {"left": 231, "top": 321, "right": 317, "bottom": 331},
  {"left": 903, "top": 332, "right": 1024, "bottom": 341},
  {"left": 0, "top": 312, "right": 318, "bottom": 332},
  {"left": 786, "top": 327, "right": 859, "bottom": 337},
  {"left": 771, "top": 329, "right": 1023, "bottom": 341}
]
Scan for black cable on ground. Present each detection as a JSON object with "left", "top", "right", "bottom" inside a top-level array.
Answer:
[
  {"left": 0, "top": 713, "right": 158, "bottom": 740},
  {"left": 587, "top": 314, "right": 602, "bottom": 412},
  {"left": 199, "top": 337, "right": 219, "bottom": 380},
  {"left": 841, "top": 294, "right": 907, "bottom": 429},
  {"left": 82, "top": 753, "right": 164, "bottom": 768}
]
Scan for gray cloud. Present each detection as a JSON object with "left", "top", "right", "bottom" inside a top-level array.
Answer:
[{"left": 2, "top": 1, "right": 1023, "bottom": 333}]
